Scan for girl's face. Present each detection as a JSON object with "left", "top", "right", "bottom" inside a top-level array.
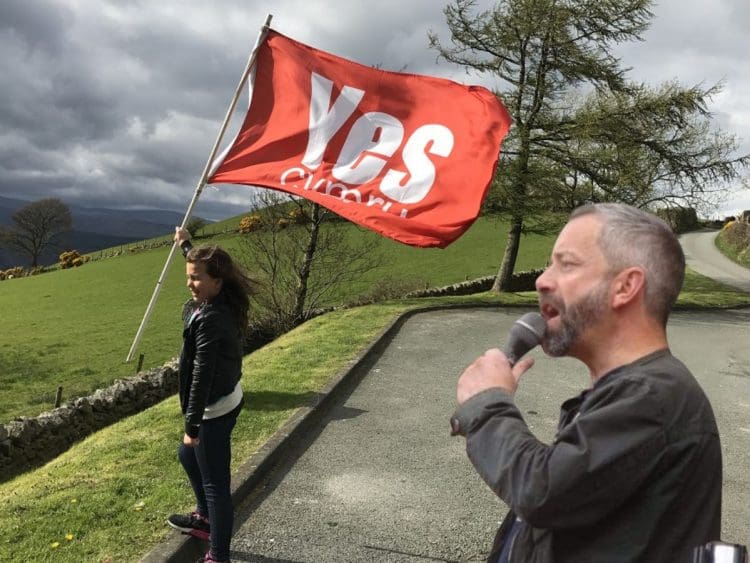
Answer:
[{"left": 186, "top": 261, "right": 222, "bottom": 304}]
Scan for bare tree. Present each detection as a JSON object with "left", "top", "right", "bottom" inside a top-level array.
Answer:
[
  {"left": 0, "top": 198, "right": 72, "bottom": 267},
  {"left": 240, "top": 191, "right": 382, "bottom": 331}
]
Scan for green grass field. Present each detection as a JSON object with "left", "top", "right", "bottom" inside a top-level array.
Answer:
[
  {"left": 0, "top": 215, "right": 552, "bottom": 423},
  {"left": 2, "top": 214, "right": 749, "bottom": 425}
]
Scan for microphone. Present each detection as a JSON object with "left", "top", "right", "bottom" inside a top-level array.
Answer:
[
  {"left": 503, "top": 312, "right": 546, "bottom": 366},
  {"left": 450, "top": 311, "right": 547, "bottom": 437}
]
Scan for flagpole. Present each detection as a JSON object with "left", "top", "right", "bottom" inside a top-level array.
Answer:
[{"left": 125, "top": 14, "right": 273, "bottom": 362}]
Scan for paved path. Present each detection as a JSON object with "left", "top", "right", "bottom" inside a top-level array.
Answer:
[
  {"left": 679, "top": 230, "right": 750, "bottom": 292},
  {"left": 229, "top": 308, "right": 750, "bottom": 562}
]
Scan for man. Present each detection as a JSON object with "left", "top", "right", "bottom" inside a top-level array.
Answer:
[{"left": 451, "top": 203, "right": 722, "bottom": 562}]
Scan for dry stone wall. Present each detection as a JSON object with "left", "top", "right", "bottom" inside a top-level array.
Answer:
[
  {"left": 0, "top": 359, "right": 179, "bottom": 483},
  {"left": 405, "top": 270, "right": 543, "bottom": 297}
]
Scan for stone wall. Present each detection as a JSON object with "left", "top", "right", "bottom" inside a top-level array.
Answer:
[
  {"left": 0, "top": 359, "right": 179, "bottom": 483},
  {"left": 405, "top": 270, "right": 543, "bottom": 297}
]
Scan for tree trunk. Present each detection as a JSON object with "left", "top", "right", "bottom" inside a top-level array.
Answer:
[
  {"left": 492, "top": 128, "right": 530, "bottom": 292},
  {"left": 291, "top": 204, "right": 321, "bottom": 322},
  {"left": 492, "top": 213, "right": 523, "bottom": 292}
]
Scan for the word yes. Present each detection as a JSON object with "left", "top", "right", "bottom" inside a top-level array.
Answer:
[{"left": 301, "top": 72, "right": 454, "bottom": 205}]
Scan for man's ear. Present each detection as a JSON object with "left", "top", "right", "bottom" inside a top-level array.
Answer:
[{"left": 611, "top": 267, "right": 646, "bottom": 310}]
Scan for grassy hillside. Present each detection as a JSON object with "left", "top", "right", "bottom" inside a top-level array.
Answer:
[
  {"left": 0, "top": 215, "right": 551, "bottom": 423},
  {"left": 3, "top": 212, "right": 748, "bottom": 425}
]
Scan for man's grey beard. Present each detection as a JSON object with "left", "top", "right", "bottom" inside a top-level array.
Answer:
[{"left": 541, "top": 281, "right": 610, "bottom": 357}]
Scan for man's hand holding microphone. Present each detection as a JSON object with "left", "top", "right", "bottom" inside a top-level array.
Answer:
[
  {"left": 456, "top": 312, "right": 546, "bottom": 402},
  {"left": 453, "top": 312, "right": 546, "bottom": 434}
]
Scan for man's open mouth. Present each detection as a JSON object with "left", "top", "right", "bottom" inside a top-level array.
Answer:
[{"left": 540, "top": 303, "right": 560, "bottom": 321}]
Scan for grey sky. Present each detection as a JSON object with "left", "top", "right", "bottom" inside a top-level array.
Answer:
[{"left": 1, "top": 0, "right": 748, "bottom": 221}]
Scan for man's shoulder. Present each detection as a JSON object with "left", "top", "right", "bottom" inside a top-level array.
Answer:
[
  {"left": 585, "top": 351, "right": 699, "bottom": 413},
  {"left": 609, "top": 350, "right": 718, "bottom": 432},
  {"left": 603, "top": 350, "right": 693, "bottom": 388},
  {"left": 628, "top": 351, "right": 701, "bottom": 394}
]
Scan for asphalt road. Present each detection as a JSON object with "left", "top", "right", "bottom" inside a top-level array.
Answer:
[
  {"left": 679, "top": 230, "right": 750, "bottom": 292},
  {"left": 228, "top": 307, "right": 750, "bottom": 562}
]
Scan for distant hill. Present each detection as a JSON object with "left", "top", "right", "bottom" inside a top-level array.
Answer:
[{"left": 0, "top": 196, "right": 209, "bottom": 268}]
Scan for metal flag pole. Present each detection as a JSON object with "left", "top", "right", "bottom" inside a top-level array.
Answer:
[{"left": 125, "top": 14, "right": 273, "bottom": 362}]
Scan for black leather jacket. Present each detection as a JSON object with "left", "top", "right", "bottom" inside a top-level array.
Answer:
[
  {"left": 178, "top": 244, "right": 243, "bottom": 438},
  {"left": 451, "top": 350, "right": 722, "bottom": 563}
]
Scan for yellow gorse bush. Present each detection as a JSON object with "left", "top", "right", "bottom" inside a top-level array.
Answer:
[
  {"left": 238, "top": 214, "right": 263, "bottom": 233},
  {"left": 58, "top": 250, "right": 90, "bottom": 269}
]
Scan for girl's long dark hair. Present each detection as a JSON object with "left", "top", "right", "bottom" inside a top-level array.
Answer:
[{"left": 186, "top": 245, "right": 255, "bottom": 335}]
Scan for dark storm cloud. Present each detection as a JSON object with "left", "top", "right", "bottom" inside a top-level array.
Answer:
[
  {"left": 0, "top": 0, "right": 748, "bottom": 219},
  {"left": 0, "top": 0, "right": 73, "bottom": 54},
  {"left": 0, "top": 1, "right": 240, "bottom": 213}
]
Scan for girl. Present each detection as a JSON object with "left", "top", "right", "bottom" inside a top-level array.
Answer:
[{"left": 167, "top": 227, "right": 254, "bottom": 563}]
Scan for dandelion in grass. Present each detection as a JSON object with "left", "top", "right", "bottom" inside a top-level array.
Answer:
[
  {"left": 65, "top": 533, "right": 74, "bottom": 541},
  {"left": 51, "top": 541, "right": 60, "bottom": 549}
]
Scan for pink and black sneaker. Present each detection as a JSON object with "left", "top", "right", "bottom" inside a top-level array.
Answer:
[{"left": 167, "top": 511, "right": 210, "bottom": 540}]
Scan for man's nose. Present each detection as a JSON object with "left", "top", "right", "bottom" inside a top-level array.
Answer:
[{"left": 535, "top": 268, "right": 552, "bottom": 293}]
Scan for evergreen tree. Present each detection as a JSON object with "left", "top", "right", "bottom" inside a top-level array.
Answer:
[{"left": 430, "top": 0, "right": 748, "bottom": 290}]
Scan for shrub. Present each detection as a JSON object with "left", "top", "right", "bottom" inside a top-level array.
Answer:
[
  {"left": 717, "top": 220, "right": 750, "bottom": 267},
  {"left": 0, "top": 266, "right": 25, "bottom": 280},
  {"left": 287, "top": 208, "right": 307, "bottom": 225},
  {"left": 656, "top": 207, "right": 699, "bottom": 234},
  {"left": 186, "top": 217, "right": 208, "bottom": 236},
  {"left": 238, "top": 214, "right": 263, "bottom": 233},
  {"left": 722, "top": 220, "right": 750, "bottom": 248},
  {"left": 59, "top": 250, "right": 89, "bottom": 269}
]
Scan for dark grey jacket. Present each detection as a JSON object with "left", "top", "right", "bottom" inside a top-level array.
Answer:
[
  {"left": 178, "top": 293, "right": 243, "bottom": 438},
  {"left": 451, "top": 350, "right": 722, "bottom": 563}
]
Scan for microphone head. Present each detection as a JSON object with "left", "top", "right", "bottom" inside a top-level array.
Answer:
[
  {"left": 504, "top": 312, "right": 546, "bottom": 365},
  {"left": 515, "top": 312, "right": 546, "bottom": 340}
]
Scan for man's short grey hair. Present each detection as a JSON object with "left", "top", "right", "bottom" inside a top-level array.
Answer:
[{"left": 570, "top": 203, "right": 685, "bottom": 325}]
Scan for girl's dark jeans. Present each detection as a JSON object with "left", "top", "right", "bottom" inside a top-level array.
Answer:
[{"left": 178, "top": 405, "right": 241, "bottom": 562}]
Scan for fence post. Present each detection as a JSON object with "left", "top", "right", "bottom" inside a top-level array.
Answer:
[{"left": 54, "top": 386, "right": 63, "bottom": 408}]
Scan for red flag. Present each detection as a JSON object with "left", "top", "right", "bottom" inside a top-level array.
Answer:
[{"left": 208, "top": 30, "right": 511, "bottom": 248}]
